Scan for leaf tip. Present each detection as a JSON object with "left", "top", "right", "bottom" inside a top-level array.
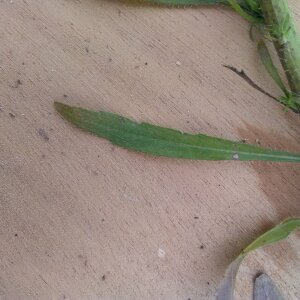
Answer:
[
  {"left": 54, "top": 101, "right": 79, "bottom": 123},
  {"left": 54, "top": 101, "right": 70, "bottom": 115}
]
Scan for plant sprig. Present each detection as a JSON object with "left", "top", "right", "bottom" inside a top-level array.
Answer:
[{"left": 144, "top": 0, "right": 300, "bottom": 112}]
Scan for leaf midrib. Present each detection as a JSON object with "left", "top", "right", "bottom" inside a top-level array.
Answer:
[{"left": 85, "top": 118, "right": 299, "bottom": 161}]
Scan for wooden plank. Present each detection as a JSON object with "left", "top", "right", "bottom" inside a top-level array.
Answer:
[{"left": 0, "top": 0, "right": 299, "bottom": 299}]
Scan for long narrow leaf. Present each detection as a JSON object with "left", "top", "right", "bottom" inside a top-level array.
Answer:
[
  {"left": 257, "top": 40, "right": 290, "bottom": 97},
  {"left": 240, "top": 218, "right": 300, "bottom": 255},
  {"left": 54, "top": 102, "right": 300, "bottom": 162},
  {"left": 216, "top": 218, "right": 300, "bottom": 300},
  {"left": 145, "top": 0, "right": 250, "bottom": 6},
  {"left": 149, "top": 0, "right": 226, "bottom": 4}
]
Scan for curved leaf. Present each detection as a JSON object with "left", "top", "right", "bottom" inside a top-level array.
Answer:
[
  {"left": 54, "top": 102, "right": 300, "bottom": 162},
  {"left": 240, "top": 218, "right": 300, "bottom": 256},
  {"left": 216, "top": 218, "right": 300, "bottom": 300}
]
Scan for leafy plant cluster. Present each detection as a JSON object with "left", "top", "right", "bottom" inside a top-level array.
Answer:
[{"left": 151, "top": 0, "right": 300, "bottom": 111}]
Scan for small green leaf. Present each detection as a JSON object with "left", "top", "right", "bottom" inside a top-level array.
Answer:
[
  {"left": 260, "top": 0, "right": 300, "bottom": 97},
  {"left": 279, "top": 94, "right": 300, "bottom": 112},
  {"left": 240, "top": 218, "right": 300, "bottom": 256},
  {"left": 216, "top": 218, "right": 300, "bottom": 300},
  {"left": 54, "top": 102, "right": 300, "bottom": 163}
]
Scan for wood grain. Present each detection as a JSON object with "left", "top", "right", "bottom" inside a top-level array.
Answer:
[{"left": 0, "top": 0, "right": 299, "bottom": 299}]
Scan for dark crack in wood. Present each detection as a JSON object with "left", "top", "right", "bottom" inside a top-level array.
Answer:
[{"left": 223, "top": 65, "right": 278, "bottom": 101}]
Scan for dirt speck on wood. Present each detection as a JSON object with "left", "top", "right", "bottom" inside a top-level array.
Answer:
[{"left": 37, "top": 128, "right": 49, "bottom": 141}]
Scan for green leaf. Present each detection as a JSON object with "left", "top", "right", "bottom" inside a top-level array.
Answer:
[
  {"left": 145, "top": 0, "right": 256, "bottom": 8},
  {"left": 280, "top": 95, "right": 300, "bottom": 112},
  {"left": 216, "top": 218, "right": 300, "bottom": 300},
  {"left": 260, "top": 0, "right": 300, "bottom": 97},
  {"left": 54, "top": 102, "right": 300, "bottom": 162},
  {"left": 149, "top": 0, "right": 226, "bottom": 4},
  {"left": 227, "top": 0, "right": 261, "bottom": 23},
  {"left": 240, "top": 218, "right": 300, "bottom": 256},
  {"left": 257, "top": 40, "right": 290, "bottom": 97},
  {"left": 244, "top": 0, "right": 259, "bottom": 12}
]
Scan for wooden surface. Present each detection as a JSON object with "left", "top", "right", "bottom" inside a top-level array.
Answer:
[{"left": 1, "top": 1, "right": 300, "bottom": 299}]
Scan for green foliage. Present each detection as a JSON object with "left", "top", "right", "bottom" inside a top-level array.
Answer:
[
  {"left": 243, "top": 0, "right": 259, "bottom": 12},
  {"left": 55, "top": 2, "right": 300, "bottom": 297},
  {"left": 217, "top": 218, "right": 300, "bottom": 300},
  {"left": 268, "top": 13, "right": 292, "bottom": 42},
  {"left": 257, "top": 40, "right": 290, "bottom": 97},
  {"left": 240, "top": 218, "right": 300, "bottom": 256},
  {"left": 55, "top": 102, "right": 300, "bottom": 163},
  {"left": 280, "top": 95, "right": 300, "bottom": 112},
  {"left": 260, "top": 0, "right": 300, "bottom": 100},
  {"left": 150, "top": 0, "right": 226, "bottom": 4},
  {"left": 227, "top": 0, "right": 261, "bottom": 23},
  {"left": 257, "top": 39, "right": 300, "bottom": 113},
  {"left": 147, "top": 0, "right": 300, "bottom": 112}
]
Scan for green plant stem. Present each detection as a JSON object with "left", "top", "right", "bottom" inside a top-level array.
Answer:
[{"left": 260, "top": 0, "right": 300, "bottom": 97}]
